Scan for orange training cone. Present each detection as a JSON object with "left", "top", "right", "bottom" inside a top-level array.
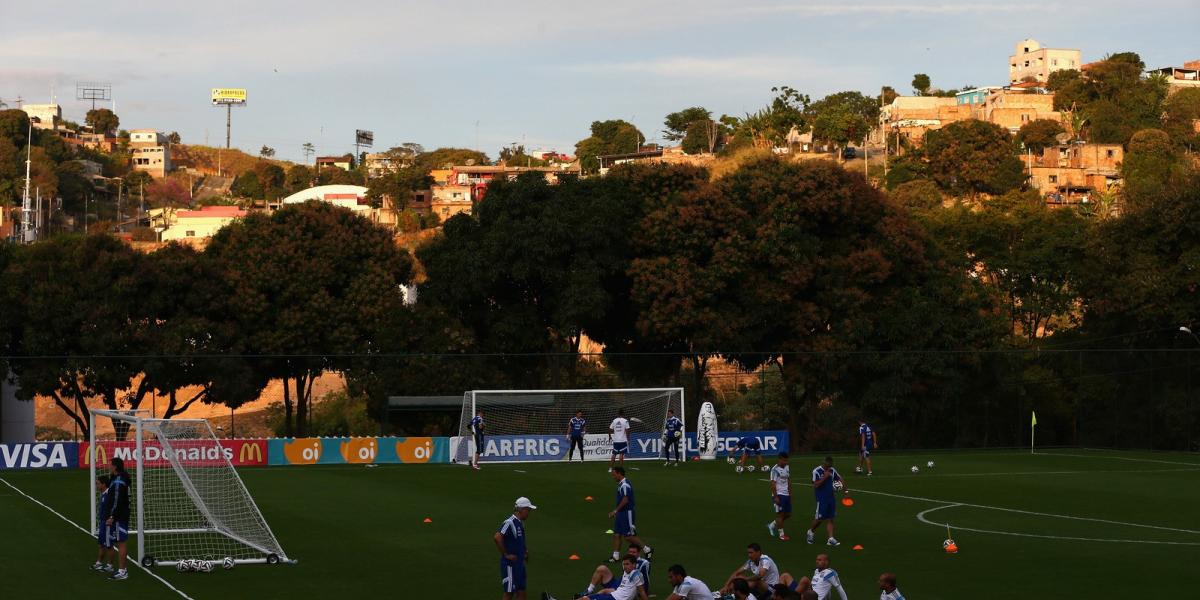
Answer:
[
  {"left": 585, "top": 496, "right": 594, "bottom": 502},
  {"left": 569, "top": 554, "right": 580, "bottom": 560},
  {"left": 841, "top": 497, "right": 854, "bottom": 506},
  {"left": 423, "top": 518, "right": 432, "bottom": 523},
  {"left": 852, "top": 544, "right": 864, "bottom": 551}
]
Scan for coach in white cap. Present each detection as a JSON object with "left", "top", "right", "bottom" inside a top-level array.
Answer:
[{"left": 496, "top": 497, "right": 537, "bottom": 599}]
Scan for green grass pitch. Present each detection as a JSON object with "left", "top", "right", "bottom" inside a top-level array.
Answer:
[{"left": 3, "top": 448, "right": 1198, "bottom": 599}]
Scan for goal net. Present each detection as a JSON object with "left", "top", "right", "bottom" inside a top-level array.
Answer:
[
  {"left": 453, "top": 388, "right": 684, "bottom": 464},
  {"left": 88, "top": 409, "right": 291, "bottom": 567}
]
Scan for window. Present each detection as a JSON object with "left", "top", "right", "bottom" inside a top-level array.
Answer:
[
  {"left": 1024, "top": 47, "right": 1030, "bottom": 53},
  {"left": 1052, "top": 59, "right": 1058, "bottom": 66},
  {"left": 1025, "top": 61, "right": 1030, "bottom": 67},
  {"left": 185, "top": 230, "right": 195, "bottom": 237},
  {"left": 1049, "top": 175, "right": 1058, "bottom": 183},
  {"left": 1106, "top": 150, "right": 1115, "bottom": 158}
]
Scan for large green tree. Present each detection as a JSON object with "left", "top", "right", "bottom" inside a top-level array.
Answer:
[
  {"left": 1016, "top": 119, "right": 1066, "bottom": 153},
  {"left": 808, "top": 91, "right": 880, "bottom": 156},
  {"left": 924, "top": 120, "right": 1024, "bottom": 196},
  {"left": 85, "top": 108, "right": 119, "bottom": 135},
  {"left": 1162, "top": 88, "right": 1200, "bottom": 151},
  {"left": 575, "top": 120, "right": 645, "bottom": 173}
]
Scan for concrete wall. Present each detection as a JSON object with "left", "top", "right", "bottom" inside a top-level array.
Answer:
[{"left": 1, "top": 371, "right": 34, "bottom": 443}]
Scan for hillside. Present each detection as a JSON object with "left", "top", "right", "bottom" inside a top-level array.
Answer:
[{"left": 171, "top": 144, "right": 294, "bottom": 178}]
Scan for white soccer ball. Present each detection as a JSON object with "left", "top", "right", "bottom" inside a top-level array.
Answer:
[
  {"left": 833, "top": 480, "right": 844, "bottom": 491},
  {"left": 223, "top": 557, "right": 235, "bottom": 570},
  {"left": 674, "top": 430, "right": 683, "bottom": 439},
  {"left": 199, "top": 560, "right": 214, "bottom": 573},
  {"left": 735, "top": 465, "right": 744, "bottom": 473},
  {"left": 927, "top": 461, "right": 935, "bottom": 468},
  {"left": 176, "top": 561, "right": 189, "bottom": 573},
  {"left": 727, "top": 457, "right": 735, "bottom": 464},
  {"left": 760, "top": 465, "right": 770, "bottom": 472},
  {"left": 911, "top": 466, "right": 920, "bottom": 473}
]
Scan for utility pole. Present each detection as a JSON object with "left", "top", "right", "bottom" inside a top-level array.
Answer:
[
  {"left": 225, "top": 103, "right": 232, "bottom": 149},
  {"left": 20, "top": 120, "right": 34, "bottom": 243}
]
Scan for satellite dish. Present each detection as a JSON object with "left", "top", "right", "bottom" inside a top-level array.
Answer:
[{"left": 1054, "top": 133, "right": 1071, "bottom": 144}]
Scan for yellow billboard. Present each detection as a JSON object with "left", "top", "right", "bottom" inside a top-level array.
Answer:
[{"left": 211, "top": 88, "right": 247, "bottom": 105}]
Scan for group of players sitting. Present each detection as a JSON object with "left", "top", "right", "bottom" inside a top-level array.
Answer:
[{"left": 545, "top": 542, "right": 902, "bottom": 600}]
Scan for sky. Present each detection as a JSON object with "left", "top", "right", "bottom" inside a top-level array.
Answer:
[{"left": 1, "top": 0, "right": 1197, "bottom": 163}]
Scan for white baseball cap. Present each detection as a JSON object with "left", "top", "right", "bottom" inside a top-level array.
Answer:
[{"left": 514, "top": 497, "right": 538, "bottom": 510}]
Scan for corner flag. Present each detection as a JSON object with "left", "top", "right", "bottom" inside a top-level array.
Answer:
[
  {"left": 1030, "top": 411, "right": 1037, "bottom": 454},
  {"left": 1031, "top": 411, "right": 1037, "bottom": 427}
]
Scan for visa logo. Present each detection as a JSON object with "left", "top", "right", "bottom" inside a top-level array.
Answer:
[{"left": 0, "top": 443, "right": 70, "bottom": 469}]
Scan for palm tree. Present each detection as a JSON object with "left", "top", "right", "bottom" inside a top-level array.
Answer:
[{"left": 302, "top": 143, "right": 315, "bottom": 165}]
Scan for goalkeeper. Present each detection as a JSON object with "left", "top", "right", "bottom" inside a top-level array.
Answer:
[{"left": 662, "top": 409, "right": 683, "bottom": 466}]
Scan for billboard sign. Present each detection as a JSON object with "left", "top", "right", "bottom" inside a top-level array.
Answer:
[
  {"left": 78, "top": 439, "right": 268, "bottom": 469},
  {"left": 355, "top": 129, "right": 374, "bottom": 147},
  {"left": 454, "top": 430, "right": 790, "bottom": 463},
  {"left": 211, "top": 88, "right": 247, "bottom": 105},
  {"left": 0, "top": 442, "right": 79, "bottom": 470},
  {"left": 266, "top": 437, "right": 449, "bottom": 466}
]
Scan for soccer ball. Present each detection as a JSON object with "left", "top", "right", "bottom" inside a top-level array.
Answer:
[
  {"left": 760, "top": 465, "right": 770, "bottom": 472},
  {"left": 222, "top": 557, "right": 235, "bottom": 570},
  {"left": 927, "top": 461, "right": 935, "bottom": 468},
  {"left": 833, "top": 480, "right": 844, "bottom": 491},
  {"left": 943, "top": 539, "right": 958, "bottom": 553},
  {"left": 176, "top": 561, "right": 189, "bottom": 573},
  {"left": 727, "top": 457, "right": 735, "bottom": 464},
  {"left": 735, "top": 466, "right": 744, "bottom": 473},
  {"left": 943, "top": 538, "right": 956, "bottom": 548},
  {"left": 199, "top": 560, "right": 215, "bottom": 573},
  {"left": 911, "top": 466, "right": 919, "bottom": 473},
  {"left": 674, "top": 430, "right": 683, "bottom": 439}
]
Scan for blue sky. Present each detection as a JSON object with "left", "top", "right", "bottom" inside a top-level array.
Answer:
[{"left": 2, "top": 0, "right": 1196, "bottom": 163}]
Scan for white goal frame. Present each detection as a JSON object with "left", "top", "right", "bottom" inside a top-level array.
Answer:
[
  {"left": 457, "top": 387, "right": 686, "bottom": 464},
  {"left": 88, "top": 408, "right": 293, "bottom": 567}
]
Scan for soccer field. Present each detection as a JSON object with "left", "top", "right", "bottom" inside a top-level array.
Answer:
[{"left": 3, "top": 448, "right": 1198, "bottom": 599}]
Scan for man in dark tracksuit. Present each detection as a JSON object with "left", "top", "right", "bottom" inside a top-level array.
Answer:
[{"left": 107, "top": 458, "right": 132, "bottom": 580}]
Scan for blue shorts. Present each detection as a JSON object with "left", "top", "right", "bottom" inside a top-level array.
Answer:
[
  {"left": 600, "top": 577, "right": 617, "bottom": 590},
  {"left": 97, "top": 523, "right": 113, "bottom": 548},
  {"left": 815, "top": 498, "right": 836, "bottom": 521},
  {"left": 861, "top": 443, "right": 873, "bottom": 457},
  {"left": 612, "top": 442, "right": 628, "bottom": 455},
  {"left": 500, "top": 560, "right": 526, "bottom": 592},
  {"left": 614, "top": 510, "right": 636, "bottom": 536},
  {"left": 474, "top": 434, "right": 485, "bottom": 451},
  {"left": 738, "top": 443, "right": 761, "bottom": 455},
  {"left": 774, "top": 495, "right": 792, "bottom": 514}
]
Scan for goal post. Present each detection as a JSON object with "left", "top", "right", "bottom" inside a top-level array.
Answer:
[
  {"left": 88, "top": 409, "right": 292, "bottom": 567},
  {"left": 453, "top": 388, "right": 685, "bottom": 464}
]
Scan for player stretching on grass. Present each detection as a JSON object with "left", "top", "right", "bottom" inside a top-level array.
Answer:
[
  {"left": 735, "top": 436, "right": 764, "bottom": 469},
  {"left": 471, "top": 409, "right": 486, "bottom": 470},
  {"left": 878, "top": 572, "right": 904, "bottom": 600},
  {"left": 89, "top": 475, "right": 114, "bottom": 574},
  {"left": 720, "top": 543, "right": 802, "bottom": 599},
  {"left": 566, "top": 410, "right": 587, "bottom": 462},
  {"left": 578, "top": 545, "right": 650, "bottom": 597},
  {"left": 664, "top": 564, "right": 715, "bottom": 600},
  {"left": 496, "top": 497, "right": 536, "bottom": 600},
  {"left": 565, "top": 554, "right": 648, "bottom": 600},
  {"left": 609, "top": 409, "right": 630, "bottom": 471},
  {"left": 767, "top": 452, "right": 793, "bottom": 540},
  {"left": 855, "top": 420, "right": 877, "bottom": 476},
  {"left": 810, "top": 554, "right": 848, "bottom": 600},
  {"left": 608, "top": 467, "right": 652, "bottom": 561},
  {"left": 662, "top": 409, "right": 683, "bottom": 467},
  {"left": 107, "top": 458, "right": 131, "bottom": 580},
  {"left": 807, "top": 457, "right": 845, "bottom": 547}
]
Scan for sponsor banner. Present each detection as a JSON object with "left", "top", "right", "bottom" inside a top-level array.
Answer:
[
  {"left": 267, "top": 437, "right": 449, "bottom": 466},
  {"left": 78, "top": 439, "right": 268, "bottom": 469},
  {"left": 472, "top": 430, "right": 789, "bottom": 462},
  {"left": 211, "top": 88, "right": 247, "bottom": 105},
  {"left": 0, "top": 442, "right": 79, "bottom": 470}
]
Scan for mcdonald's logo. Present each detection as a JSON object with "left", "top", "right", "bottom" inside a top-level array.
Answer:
[
  {"left": 84, "top": 443, "right": 108, "bottom": 468},
  {"left": 239, "top": 443, "right": 263, "bottom": 464}
]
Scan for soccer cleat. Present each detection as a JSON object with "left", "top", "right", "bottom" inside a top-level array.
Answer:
[
  {"left": 780, "top": 533, "right": 790, "bottom": 541},
  {"left": 663, "top": 461, "right": 669, "bottom": 467},
  {"left": 867, "top": 471, "right": 873, "bottom": 476},
  {"left": 90, "top": 563, "right": 105, "bottom": 571},
  {"left": 673, "top": 462, "right": 679, "bottom": 467},
  {"left": 768, "top": 522, "right": 777, "bottom": 537},
  {"left": 806, "top": 530, "right": 815, "bottom": 544},
  {"left": 472, "top": 464, "right": 481, "bottom": 471},
  {"left": 109, "top": 569, "right": 128, "bottom": 581},
  {"left": 103, "top": 564, "right": 114, "bottom": 573},
  {"left": 827, "top": 537, "right": 840, "bottom": 546},
  {"left": 855, "top": 466, "right": 863, "bottom": 473}
]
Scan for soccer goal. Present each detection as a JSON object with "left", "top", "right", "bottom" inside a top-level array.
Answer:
[
  {"left": 453, "top": 388, "right": 685, "bottom": 464},
  {"left": 88, "top": 409, "right": 292, "bottom": 567}
]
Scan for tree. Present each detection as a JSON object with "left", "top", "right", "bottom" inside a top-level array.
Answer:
[
  {"left": 259, "top": 145, "right": 276, "bottom": 158},
  {"left": 302, "top": 142, "right": 315, "bottom": 164},
  {"left": 1121, "top": 128, "right": 1184, "bottom": 204},
  {"left": 205, "top": 202, "right": 415, "bottom": 436},
  {"left": 412, "top": 147, "right": 489, "bottom": 172},
  {"left": 575, "top": 120, "right": 645, "bottom": 173},
  {"left": 1162, "top": 88, "right": 1200, "bottom": 151},
  {"left": 923, "top": 120, "right": 1024, "bottom": 196},
  {"left": 879, "top": 86, "right": 898, "bottom": 105},
  {"left": 721, "top": 86, "right": 811, "bottom": 149},
  {"left": 85, "top": 108, "right": 119, "bottom": 135},
  {"left": 912, "top": 73, "right": 931, "bottom": 96},
  {"left": 889, "top": 179, "right": 943, "bottom": 214},
  {"left": 1016, "top": 119, "right": 1066, "bottom": 153},
  {"left": 167, "top": 131, "right": 181, "bottom": 144},
  {"left": 663, "top": 107, "right": 712, "bottom": 141},
  {"left": 808, "top": 91, "right": 880, "bottom": 156},
  {"left": 0, "top": 109, "right": 30, "bottom": 147},
  {"left": 366, "top": 167, "right": 434, "bottom": 212},
  {"left": 285, "top": 164, "right": 315, "bottom": 193},
  {"left": 254, "top": 162, "right": 286, "bottom": 200},
  {"left": 1048, "top": 53, "right": 1168, "bottom": 144},
  {"left": 145, "top": 178, "right": 191, "bottom": 209}
]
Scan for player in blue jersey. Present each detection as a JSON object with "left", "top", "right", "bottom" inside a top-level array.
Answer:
[
  {"left": 735, "top": 436, "right": 764, "bottom": 469},
  {"left": 566, "top": 410, "right": 587, "bottom": 462},
  {"left": 495, "top": 496, "right": 537, "bottom": 600},
  {"left": 471, "top": 410, "right": 486, "bottom": 470},
  {"left": 806, "top": 457, "right": 845, "bottom": 547},
  {"left": 856, "top": 420, "right": 878, "bottom": 476},
  {"left": 578, "top": 545, "right": 651, "bottom": 598},
  {"left": 662, "top": 409, "right": 683, "bottom": 467},
  {"left": 90, "top": 475, "right": 115, "bottom": 573},
  {"left": 106, "top": 458, "right": 131, "bottom": 580},
  {"left": 608, "top": 467, "right": 652, "bottom": 562}
]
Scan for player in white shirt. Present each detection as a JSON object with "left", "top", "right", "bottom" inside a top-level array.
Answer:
[
  {"left": 877, "top": 572, "right": 904, "bottom": 600},
  {"left": 767, "top": 452, "right": 793, "bottom": 541},
  {"left": 810, "top": 554, "right": 849, "bottom": 600},
  {"left": 578, "top": 554, "right": 648, "bottom": 600},
  {"left": 664, "top": 564, "right": 715, "bottom": 600},
  {"left": 720, "top": 543, "right": 781, "bottom": 599},
  {"left": 608, "top": 409, "right": 631, "bottom": 471}
]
